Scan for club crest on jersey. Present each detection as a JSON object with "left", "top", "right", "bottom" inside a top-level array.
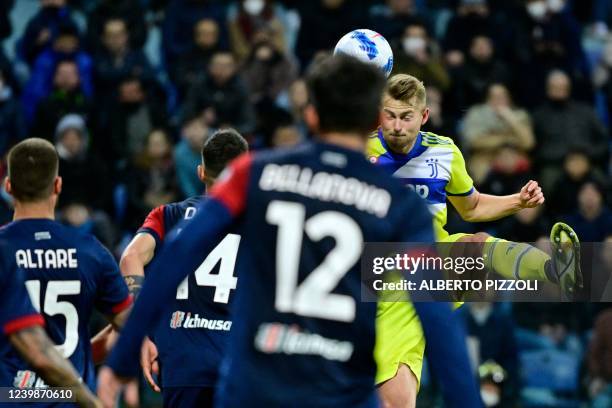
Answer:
[
  {"left": 426, "top": 158, "right": 439, "bottom": 178},
  {"left": 170, "top": 311, "right": 186, "bottom": 329}
]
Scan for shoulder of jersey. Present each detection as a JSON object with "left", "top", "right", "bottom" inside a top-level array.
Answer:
[{"left": 420, "top": 132, "right": 455, "bottom": 147}]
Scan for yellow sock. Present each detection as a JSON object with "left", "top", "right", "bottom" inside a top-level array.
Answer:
[{"left": 482, "top": 237, "right": 550, "bottom": 281}]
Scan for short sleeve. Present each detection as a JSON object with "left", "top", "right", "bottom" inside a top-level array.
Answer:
[
  {"left": 0, "top": 249, "right": 44, "bottom": 335},
  {"left": 445, "top": 144, "right": 474, "bottom": 196},
  {"left": 95, "top": 245, "right": 132, "bottom": 315},
  {"left": 137, "top": 205, "right": 166, "bottom": 245},
  {"left": 209, "top": 153, "right": 252, "bottom": 217}
]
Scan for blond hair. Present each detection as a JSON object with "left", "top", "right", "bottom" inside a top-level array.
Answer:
[{"left": 384, "top": 74, "right": 427, "bottom": 109}]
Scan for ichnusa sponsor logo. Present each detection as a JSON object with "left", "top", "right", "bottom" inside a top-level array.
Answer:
[
  {"left": 169, "top": 311, "right": 232, "bottom": 331},
  {"left": 254, "top": 322, "right": 354, "bottom": 362}
]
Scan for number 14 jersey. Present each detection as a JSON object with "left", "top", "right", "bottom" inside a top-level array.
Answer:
[{"left": 139, "top": 196, "right": 240, "bottom": 388}]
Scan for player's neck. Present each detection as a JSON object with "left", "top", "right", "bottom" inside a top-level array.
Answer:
[
  {"left": 318, "top": 132, "right": 366, "bottom": 152},
  {"left": 12, "top": 200, "right": 56, "bottom": 221}
]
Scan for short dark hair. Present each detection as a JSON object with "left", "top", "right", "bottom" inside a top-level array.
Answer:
[
  {"left": 201, "top": 128, "right": 248, "bottom": 178},
  {"left": 7, "top": 138, "right": 59, "bottom": 202},
  {"left": 306, "top": 54, "right": 386, "bottom": 134}
]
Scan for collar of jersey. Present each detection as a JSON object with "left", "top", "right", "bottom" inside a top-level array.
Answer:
[{"left": 377, "top": 129, "right": 427, "bottom": 163}]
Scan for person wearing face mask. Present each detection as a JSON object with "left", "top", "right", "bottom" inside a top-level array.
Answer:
[
  {"left": 393, "top": 22, "right": 450, "bottom": 92},
  {"left": 228, "top": 0, "right": 287, "bottom": 62},
  {"left": 463, "top": 303, "right": 519, "bottom": 408},
  {"left": 532, "top": 70, "right": 608, "bottom": 192},
  {"left": 513, "top": 0, "right": 589, "bottom": 107}
]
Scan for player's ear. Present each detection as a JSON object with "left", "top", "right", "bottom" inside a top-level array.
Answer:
[
  {"left": 197, "top": 164, "right": 206, "bottom": 183},
  {"left": 421, "top": 107, "right": 430, "bottom": 126},
  {"left": 4, "top": 177, "right": 11, "bottom": 195},
  {"left": 304, "top": 105, "right": 319, "bottom": 133},
  {"left": 54, "top": 176, "right": 62, "bottom": 195}
]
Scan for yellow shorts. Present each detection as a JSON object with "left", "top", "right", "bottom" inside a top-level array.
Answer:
[{"left": 374, "top": 233, "right": 468, "bottom": 385}]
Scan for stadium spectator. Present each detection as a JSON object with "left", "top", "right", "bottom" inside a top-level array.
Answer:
[
  {"left": 592, "top": 36, "right": 612, "bottom": 123},
  {"left": 242, "top": 37, "right": 298, "bottom": 104},
  {"left": 295, "top": 0, "right": 367, "bottom": 67},
  {"left": 0, "top": 49, "right": 19, "bottom": 95},
  {"left": 443, "top": 0, "right": 503, "bottom": 68},
  {"left": 562, "top": 181, "right": 612, "bottom": 243},
  {"left": 532, "top": 70, "right": 609, "bottom": 191},
  {"left": 97, "top": 76, "right": 167, "bottom": 170},
  {"left": 183, "top": 51, "right": 255, "bottom": 134},
  {"left": 0, "top": 0, "right": 14, "bottom": 40},
  {"left": 463, "top": 303, "right": 519, "bottom": 407},
  {"left": 0, "top": 70, "right": 26, "bottom": 158},
  {"left": 286, "top": 78, "right": 308, "bottom": 134},
  {"left": 55, "top": 114, "right": 112, "bottom": 214},
  {"left": 227, "top": 0, "right": 287, "bottom": 62},
  {"left": 170, "top": 18, "right": 221, "bottom": 99},
  {"left": 462, "top": 83, "right": 534, "bottom": 183},
  {"left": 21, "top": 23, "right": 93, "bottom": 123},
  {"left": 588, "top": 306, "right": 612, "bottom": 408},
  {"left": 55, "top": 114, "right": 115, "bottom": 246},
  {"left": 368, "top": 0, "right": 429, "bottom": 43},
  {"left": 547, "top": 149, "right": 609, "bottom": 219},
  {"left": 162, "top": 0, "right": 228, "bottom": 74},
  {"left": 17, "top": 0, "right": 77, "bottom": 66},
  {"left": 497, "top": 204, "right": 550, "bottom": 243},
  {"left": 85, "top": 0, "right": 148, "bottom": 53},
  {"left": 478, "top": 145, "right": 534, "bottom": 196},
  {"left": 450, "top": 35, "right": 512, "bottom": 111},
  {"left": 422, "top": 86, "right": 454, "bottom": 137},
  {"left": 125, "top": 129, "right": 177, "bottom": 231},
  {"left": 174, "top": 111, "right": 212, "bottom": 199},
  {"left": 391, "top": 21, "right": 450, "bottom": 91},
  {"left": 93, "top": 18, "right": 155, "bottom": 107},
  {"left": 30, "top": 60, "right": 90, "bottom": 141},
  {"left": 512, "top": 0, "right": 590, "bottom": 107}
]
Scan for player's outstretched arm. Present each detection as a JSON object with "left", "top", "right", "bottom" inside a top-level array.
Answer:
[
  {"left": 120, "top": 233, "right": 157, "bottom": 298},
  {"left": 10, "top": 326, "right": 101, "bottom": 408},
  {"left": 104, "top": 198, "right": 235, "bottom": 378},
  {"left": 449, "top": 180, "right": 544, "bottom": 222}
]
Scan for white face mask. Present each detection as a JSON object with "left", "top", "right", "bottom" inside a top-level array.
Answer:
[
  {"left": 244, "top": 0, "right": 265, "bottom": 16},
  {"left": 402, "top": 37, "right": 426, "bottom": 55},
  {"left": 527, "top": 1, "right": 548, "bottom": 20},
  {"left": 547, "top": 0, "right": 565, "bottom": 13},
  {"left": 481, "top": 389, "right": 501, "bottom": 407},
  {"left": 470, "top": 304, "right": 493, "bottom": 325}
]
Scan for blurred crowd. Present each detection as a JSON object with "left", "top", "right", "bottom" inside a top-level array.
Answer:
[{"left": 1, "top": 0, "right": 612, "bottom": 407}]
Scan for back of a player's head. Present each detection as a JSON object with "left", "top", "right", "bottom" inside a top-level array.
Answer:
[
  {"left": 385, "top": 74, "right": 427, "bottom": 109},
  {"left": 7, "top": 138, "right": 59, "bottom": 203},
  {"left": 306, "top": 54, "right": 386, "bottom": 135},
  {"left": 201, "top": 128, "right": 248, "bottom": 179}
]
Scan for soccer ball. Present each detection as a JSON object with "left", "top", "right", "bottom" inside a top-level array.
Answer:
[{"left": 334, "top": 29, "right": 394, "bottom": 77}]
